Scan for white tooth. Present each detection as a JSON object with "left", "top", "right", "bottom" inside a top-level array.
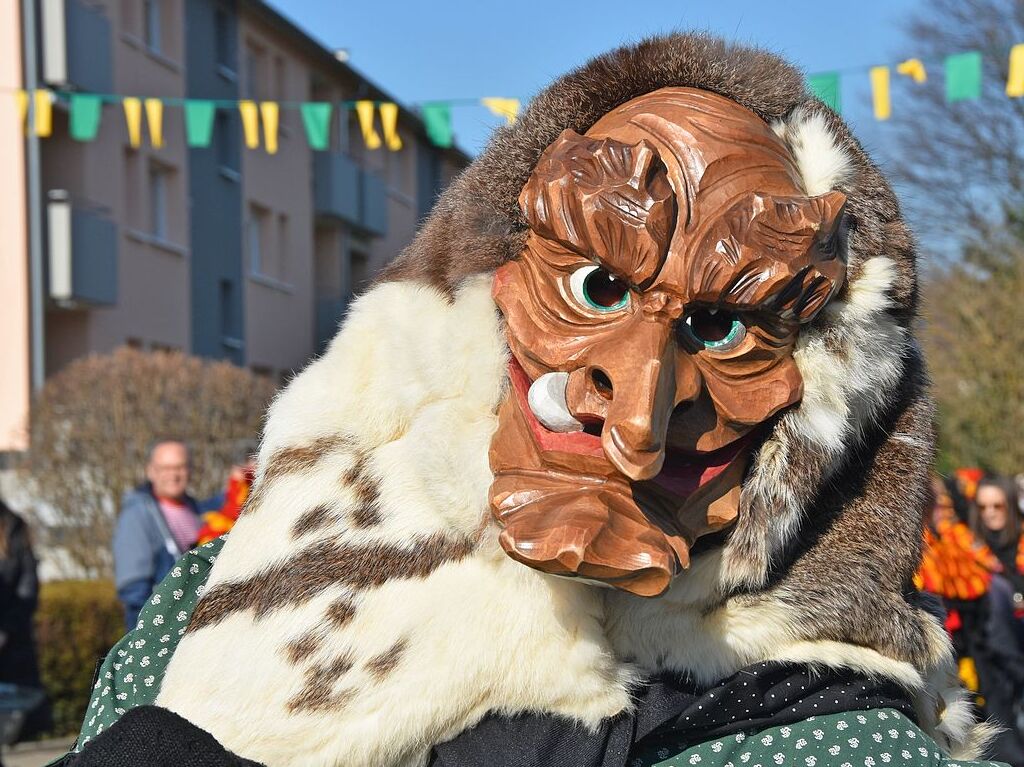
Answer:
[
  {"left": 708, "top": 308, "right": 718, "bottom": 315},
  {"left": 527, "top": 372, "right": 583, "bottom": 433}
]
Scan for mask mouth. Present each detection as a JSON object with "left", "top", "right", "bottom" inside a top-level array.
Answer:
[{"left": 648, "top": 432, "right": 758, "bottom": 501}]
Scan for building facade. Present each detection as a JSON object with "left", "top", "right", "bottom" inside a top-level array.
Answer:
[{"left": 0, "top": 0, "right": 469, "bottom": 451}]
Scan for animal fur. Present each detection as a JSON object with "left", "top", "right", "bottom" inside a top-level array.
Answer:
[{"left": 157, "top": 33, "right": 990, "bottom": 765}]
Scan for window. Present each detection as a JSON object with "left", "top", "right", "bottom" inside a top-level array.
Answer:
[
  {"left": 349, "top": 239, "right": 370, "bottom": 294},
  {"left": 124, "top": 149, "right": 142, "bottom": 229},
  {"left": 215, "top": 111, "right": 239, "bottom": 174},
  {"left": 143, "top": 0, "right": 161, "bottom": 53},
  {"left": 248, "top": 204, "right": 268, "bottom": 275},
  {"left": 219, "top": 279, "right": 235, "bottom": 339},
  {"left": 244, "top": 42, "right": 266, "bottom": 100},
  {"left": 276, "top": 213, "right": 289, "bottom": 282},
  {"left": 388, "top": 144, "right": 413, "bottom": 196},
  {"left": 214, "top": 8, "right": 233, "bottom": 71},
  {"left": 148, "top": 163, "right": 168, "bottom": 239}
]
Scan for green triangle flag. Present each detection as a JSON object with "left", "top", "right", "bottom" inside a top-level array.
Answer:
[
  {"left": 946, "top": 51, "right": 983, "bottom": 102},
  {"left": 184, "top": 100, "right": 217, "bottom": 147},
  {"left": 300, "top": 102, "right": 333, "bottom": 151},
  {"left": 421, "top": 102, "right": 452, "bottom": 148},
  {"left": 807, "top": 72, "right": 841, "bottom": 112},
  {"left": 69, "top": 93, "right": 102, "bottom": 141}
]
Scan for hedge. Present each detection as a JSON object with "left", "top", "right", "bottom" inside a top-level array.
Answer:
[{"left": 35, "top": 580, "right": 124, "bottom": 738}]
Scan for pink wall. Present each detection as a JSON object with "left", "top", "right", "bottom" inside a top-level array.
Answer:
[{"left": 0, "top": 2, "right": 30, "bottom": 451}]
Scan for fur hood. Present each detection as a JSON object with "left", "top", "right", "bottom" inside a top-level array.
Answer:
[{"left": 154, "top": 34, "right": 988, "bottom": 766}]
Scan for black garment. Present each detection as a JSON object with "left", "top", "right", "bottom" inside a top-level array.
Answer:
[
  {"left": 429, "top": 661, "right": 914, "bottom": 767},
  {"left": 64, "top": 662, "right": 914, "bottom": 767},
  {"left": 0, "top": 502, "right": 50, "bottom": 740},
  {"left": 57, "top": 707, "right": 262, "bottom": 767},
  {"left": 983, "top": 531, "right": 1024, "bottom": 597}
]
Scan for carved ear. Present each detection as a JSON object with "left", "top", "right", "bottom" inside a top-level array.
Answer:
[{"left": 519, "top": 129, "right": 677, "bottom": 287}]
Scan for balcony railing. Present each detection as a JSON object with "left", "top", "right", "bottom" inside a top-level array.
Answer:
[
  {"left": 47, "top": 191, "right": 117, "bottom": 307},
  {"left": 41, "top": 0, "right": 113, "bottom": 93},
  {"left": 313, "top": 153, "right": 388, "bottom": 236}
]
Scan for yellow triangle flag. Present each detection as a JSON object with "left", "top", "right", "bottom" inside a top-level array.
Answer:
[
  {"left": 260, "top": 101, "right": 279, "bottom": 154},
  {"left": 869, "top": 66, "right": 891, "bottom": 120},
  {"left": 123, "top": 97, "right": 142, "bottom": 147},
  {"left": 379, "top": 102, "right": 402, "bottom": 151},
  {"left": 1007, "top": 44, "right": 1024, "bottom": 97},
  {"left": 239, "top": 100, "right": 260, "bottom": 149},
  {"left": 355, "top": 100, "right": 382, "bottom": 150},
  {"left": 34, "top": 89, "right": 53, "bottom": 137},
  {"left": 481, "top": 97, "right": 520, "bottom": 125},
  {"left": 15, "top": 90, "right": 29, "bottom": 133},
  {"left": 144, "top": 98, "right": 164, "bottom": 148},
  {"left": 896, "top": 58, "right": 927, "bottom": 84}
]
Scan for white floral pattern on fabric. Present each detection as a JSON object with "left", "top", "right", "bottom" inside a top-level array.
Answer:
[
  {"left": 634, "top": 708, "right": 1008, "bottom": 767},
  {"left": 66, "top": 537, "right": 225, "bottom": 755}
]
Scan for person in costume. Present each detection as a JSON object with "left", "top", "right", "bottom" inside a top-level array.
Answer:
[{"left": 58, "top": 34, "right": 1007, "bottom": 767}]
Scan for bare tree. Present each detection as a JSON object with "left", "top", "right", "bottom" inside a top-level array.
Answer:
[
  {"left": 21, "top": 348, "right": 276, "bottom": 578},
  {"left": 890, "top": 0, "right": 1024, "bottom": 252},
  {"left": 885, "top": 0, "right": 1024, "bottom": 474}
]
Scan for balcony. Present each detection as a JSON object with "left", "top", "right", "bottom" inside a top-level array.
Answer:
[
  {"left": 314, "top": 153, "right": 388, "bottom": 236},
  {"left": 41, "top": 0, "right": 113, "bottom": 93},
  {"left": 47, "top": 192, "right": 117, "bottom": 307}
]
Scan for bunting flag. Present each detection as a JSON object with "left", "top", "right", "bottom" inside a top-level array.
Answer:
[
  {"left": 870, "top": 66, "right": 891, "bottom": 120},
  {"left": 184, "top": 100, "right": 216, "bottom": 147},
  {"left": 807, "top": 72, "right": 841, "bottom": 112},
  {"left": 1007, "top": 44, "right": 1024, "bottom": 97},
  {"left": 123, "top": 97, "right": 142, "bottom": 147},
  {"left": 144, "top": 97, "right": 164, "bottom": 148},
  {"left": 421, "top": 102, "right": 452, "bottom": 148},
  {"left": 69, "top": 93, "right": 102, "bottom": 141},
  {"left": 300, "top": 102, "right": 332, "bottom": 151},
  {"left": 33, "top": 89, "right": 53, "bottom": 137},
  {"left": 946, "top": 51, "right": 983, "bottom": 102},
  {"left": 355, "top": 100, "right": 382, "bottom": 150},
  {"left": 481, "top": 97, "right": 520, "bottom": 124},
  {"left": 15, "top": 90, "right": 28, "bottom": 132},
  {"left": 897, "top": 58, "right": 927, "bottom": 83},
  {"left": 379, "top": 101, "right": 402, "bottom": 151},
  {"left": 260, "top": 101, "right": 279, "bottom": 154},
  {"left": 238, "top": 100, "right": 259, "bottom": 149}
]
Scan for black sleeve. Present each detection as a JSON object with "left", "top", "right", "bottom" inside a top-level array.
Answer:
[{"left": 64, "top": 706, "right": 264, "bottom": 767}]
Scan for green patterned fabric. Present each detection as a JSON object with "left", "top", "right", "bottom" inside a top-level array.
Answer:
[
  {"left": 630, "top": 708, "right": 1004, "bottom": 767},
  {"left": 72, "top": 537, "right": 224, "bottom": 753},
  {"left": 62, "top": 540, "right": 1006, "bottom": 767}
]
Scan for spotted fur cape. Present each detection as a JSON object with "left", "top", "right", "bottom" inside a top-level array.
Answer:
[{"left": 154, "top": 34, "right": 989, "bottom": 767}]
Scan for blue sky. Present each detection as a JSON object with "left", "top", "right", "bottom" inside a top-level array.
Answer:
[{"left": 272, "top": 0, "right": 920, "bottom": 165}]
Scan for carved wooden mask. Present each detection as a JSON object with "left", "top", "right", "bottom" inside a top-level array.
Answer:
[{"left": 490, "top": 88, "right": 846, "bottom": 596}]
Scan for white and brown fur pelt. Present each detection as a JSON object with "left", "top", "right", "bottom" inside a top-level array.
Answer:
[{"left": 156, "top": 34, "right": 993, "bottom": 765}]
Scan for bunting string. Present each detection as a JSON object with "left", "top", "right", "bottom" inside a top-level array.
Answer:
[{"left": 8, "top": 43, "right": 1023, "bottom": 153}]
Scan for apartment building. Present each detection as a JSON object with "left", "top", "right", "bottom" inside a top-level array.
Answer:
[{"left": 0, "top": 0, "right": 469, "bottom": 451}]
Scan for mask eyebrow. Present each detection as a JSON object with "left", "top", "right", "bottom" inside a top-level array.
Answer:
[
  {"left": 689, "top": 191, "right": 847, "bottom": 322},
  {"left": 519, "top": 129, "right": 678, "bottom": 289}
]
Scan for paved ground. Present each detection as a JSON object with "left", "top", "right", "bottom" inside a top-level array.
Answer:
[{"left": 2, "top": 738, "right": 72, "bottom": 766}]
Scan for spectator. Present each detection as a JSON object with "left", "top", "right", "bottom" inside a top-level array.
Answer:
[
  {"left": 970, "top": 476, "right": 1024, "bottom": 596},
  {"left": 113, "top": 440, "right": 202, "bottom": 630},
  {"left": 0, "top": 500, "right": 49, "bottom": 753}
]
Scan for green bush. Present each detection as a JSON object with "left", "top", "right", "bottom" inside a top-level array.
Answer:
[{"left": 35, "top": 580, "right": 124, "bottom": 737}]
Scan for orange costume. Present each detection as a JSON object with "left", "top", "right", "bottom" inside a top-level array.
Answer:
[{"left": 196, "top": 469, "right": 253, "bottom": 545}]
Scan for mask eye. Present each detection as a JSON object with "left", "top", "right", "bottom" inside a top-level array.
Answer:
[
  {"left": 683, "top": 309, "right": 746, "bottom": 352},
  {"left": 568, "top": 265, "right": 630, "bottom": 313}
]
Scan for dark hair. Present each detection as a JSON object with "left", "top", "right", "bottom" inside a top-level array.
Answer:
[{"left": 970, "top": 476, "right": 1022, "bottom": 547}]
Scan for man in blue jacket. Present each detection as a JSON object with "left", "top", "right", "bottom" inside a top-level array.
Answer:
[{"left": 112, "top": 439, "right": 202, "bottom": 629}]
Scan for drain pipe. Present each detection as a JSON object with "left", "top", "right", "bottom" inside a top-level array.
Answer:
[{"left": 22, "top": 0, "right": 45, "bottom": 390}]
